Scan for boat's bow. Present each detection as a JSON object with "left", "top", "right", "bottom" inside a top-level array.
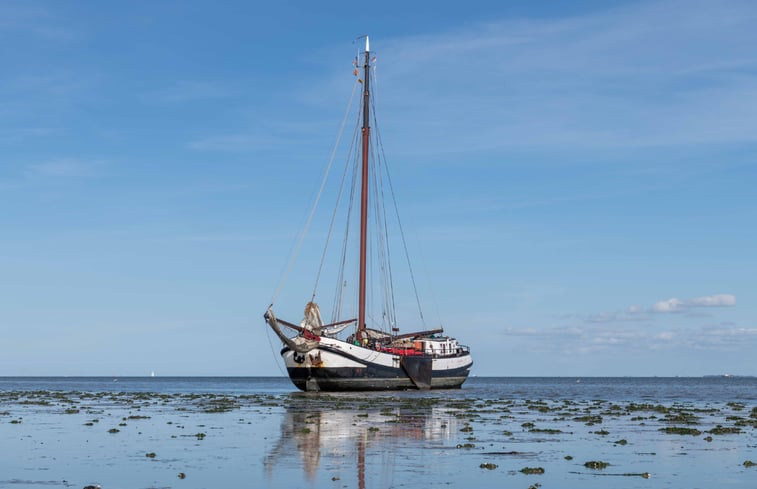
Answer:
[{"left": 264, "top": 308, "right": 319, "bottom": 353}]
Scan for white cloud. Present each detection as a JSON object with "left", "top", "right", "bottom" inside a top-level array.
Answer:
[
  {"left": 507, "top": 292, "right": 741, "bottom": 354},
  {"left": 586, "top": 312, "right": 617, "bottom": 323},
  {"left": 583, "top": 306, "right": 652, "bottom": 324},
  {"left": 579, "top": 294, "right": 735, "bottom": 327},
  {"left": 681, "top": 326, "right": 757, "bottom": 350},
  {"left": 651, "top": 298, "right": 686, "bottom": 313},
  {"left": 689, "top": 294, "right": 737, "bottom": 307},
  {"left": 656, "top": 331, "right": 675, "bottom": 341},
  {"left": 652, "top": 294, "right": 736, "bottom": 313},
  {"left": 501, "top": 322, "right": 756, "bottom": 355}
]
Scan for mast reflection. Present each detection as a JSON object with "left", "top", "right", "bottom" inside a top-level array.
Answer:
[{"left": 264, "top": 401, "right": 460, "bottom": 486}]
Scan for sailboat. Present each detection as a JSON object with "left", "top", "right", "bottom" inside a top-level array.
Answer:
[{"left": 264, "top": 37, "right": 473, "bottom": 392}]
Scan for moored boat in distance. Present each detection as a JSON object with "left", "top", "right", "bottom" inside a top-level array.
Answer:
[{"left": 264, "top": 37, "right": 473, "bottom": 392}]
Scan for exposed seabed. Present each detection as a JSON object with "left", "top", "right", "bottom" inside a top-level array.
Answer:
[{"left": 0, "top": 389, "right": 755, "bottom": 488}]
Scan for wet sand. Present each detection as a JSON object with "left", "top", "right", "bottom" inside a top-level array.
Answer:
[{"left": 1, "top": 389, "right": 755, "bottom": 488}]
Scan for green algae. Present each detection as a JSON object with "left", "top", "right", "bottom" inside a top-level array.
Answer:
[
  {"left": 659, "top": 426, "right": 701, "bottom": 435},
  {"left": 663, "top": 412, "right": 700, "bottom": 425},
  {"left": 574, "top": 415, "right": 603, "bottom": 425},
  {"left": 529, "top": 428, "right": 563, "bottom": 434},
  {"left": 707, "top": 425, "right": 741, "bottom": 435},
  {"left": 584, "top": 461, "right": 610, "bottom": 469}
]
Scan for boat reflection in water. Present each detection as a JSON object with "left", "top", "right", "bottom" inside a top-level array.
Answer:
[{"left": 264, "top": 400, "right": 461, "bottom": 488}]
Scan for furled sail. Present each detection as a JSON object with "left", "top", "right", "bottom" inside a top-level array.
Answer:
[
  {"left": 322, "top": 322, "right": 350, "bottom": 336},
  {"left": 265, "top": 308, "right": 319, "bottom": 353},
  {"left": 300, "top": 302, "right": 324, "bottom": 335}
]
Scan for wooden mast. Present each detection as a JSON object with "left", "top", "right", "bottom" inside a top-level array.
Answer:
[{"left": 357, "top": 36, "right": 371, "bottom": 343}]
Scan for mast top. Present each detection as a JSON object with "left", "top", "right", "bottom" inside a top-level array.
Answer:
[{"left": 365, "top": 35, "right": 370, "bottom": 53}]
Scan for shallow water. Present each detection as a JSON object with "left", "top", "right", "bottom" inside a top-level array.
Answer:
[{"left": 0, "top": 377, "right": 755, "bottom": 488}]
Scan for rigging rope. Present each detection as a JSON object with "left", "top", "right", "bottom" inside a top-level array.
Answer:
[
  {"left": 263, "top": 318, "right": 287, "bottom": 376},
  {"left": 370, "top": 135, "right": 394, "bottom": 331},
  {"left": 269, "top": 79, "right": 360, "bottom": 307},
  {"left": 369, "top": 143, "right": 386, "bottom": 329},
  {"left": 311, "top": 108, "right": 362, "bottom": 300},
  {"left": 332, "top": 133, "right": 361, "bottom": 323},
  {"left": 371, "top": 104, "right": 397, "bottom": 330},
  {"left": 371, "top": 92, "right": 426, "bottom": 327}
]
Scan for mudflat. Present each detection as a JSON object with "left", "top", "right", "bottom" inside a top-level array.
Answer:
[{"left": 1, "top": 380, "right": 755, "bottom": 488}]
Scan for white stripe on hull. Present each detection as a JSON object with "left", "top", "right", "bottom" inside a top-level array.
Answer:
[{"left": 281, "top": 336, "right": 473, "bottom": 372}]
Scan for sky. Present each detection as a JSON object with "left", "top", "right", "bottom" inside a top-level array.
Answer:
[{"left": 1, "top": 0, "right": 755, "bottom": 377}]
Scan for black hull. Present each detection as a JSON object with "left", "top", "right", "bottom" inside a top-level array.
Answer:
[
  {"left": 286, "top": 367, "right": 469, "bottom": 392},
  {"left": 282, "top": 345, "right": 472, "bottom": 392}
]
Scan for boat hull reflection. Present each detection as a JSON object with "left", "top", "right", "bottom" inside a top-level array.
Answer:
[{"left": 264, "top": 401, "right": 461, "bottom": 486}]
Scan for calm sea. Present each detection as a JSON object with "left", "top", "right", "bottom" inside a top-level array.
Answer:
[{"left": 1, "top": 376, "right": 755, "bottom": 401}]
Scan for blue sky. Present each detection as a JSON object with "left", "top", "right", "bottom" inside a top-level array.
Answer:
[{"left": 1, "top": 0, "right": 755, "bottom": 376}]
